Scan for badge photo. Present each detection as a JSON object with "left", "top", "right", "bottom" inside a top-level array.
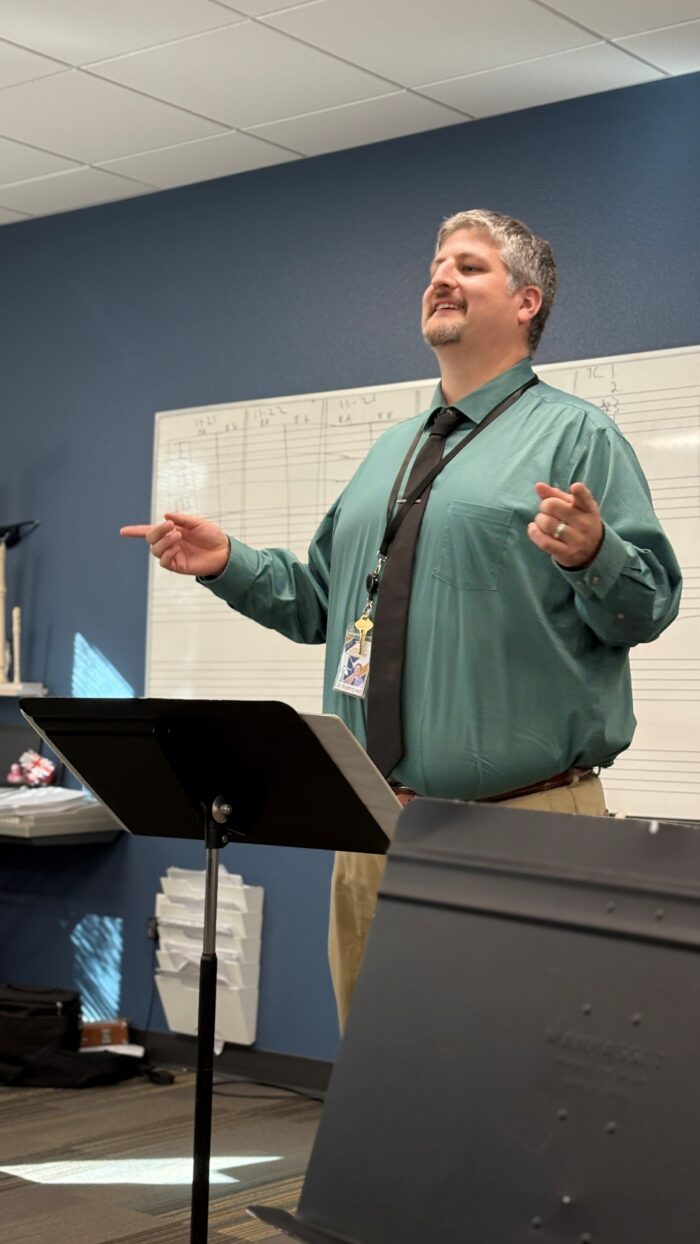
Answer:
[{"left": 333, "top": 625, "right": 372, "bottom": 699}]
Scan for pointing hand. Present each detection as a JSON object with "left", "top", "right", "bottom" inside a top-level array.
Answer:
[{"left": 120, "top": 512, "right": 230, "bottom": 578}]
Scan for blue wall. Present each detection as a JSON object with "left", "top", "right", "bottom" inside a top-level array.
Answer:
[{"left": 0, "top": 73, "right": 698, "bottom": 1061}]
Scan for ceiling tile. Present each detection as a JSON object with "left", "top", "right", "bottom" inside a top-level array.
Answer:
[
  {"left": 0, "top": 135, "right": 80, "bottom": 185},
  {"left": 0, "top": 1, "right": 245, "bottom": 66},
  {"left": 538, "top": 1, "right": 700, "bottom": 40},
  {"left": 0, "top": 166, "right": 154, "bottom": 217},
  {"left": 0, "top": 71, "right": 226, "bottom": 163},
  {"left": 262, "top": 0, "right": 594, "bottom": 86},
  {"left": 0, "top": 205, "right": 30, "bottom": 224},
  {"left": 89, "top": 23, "right": 396, "bottom": 128},
  {"left": 418, "top": 43, "right": 664, "bottom": 119},
  {"left": 214, "top": 0, "right": 318, "bottom": 13},
  {"left": 0, "top": 37, "right": 64, "bottom": 88},
  {"left": 97, "top": 130, "right": 300, "bottom": 189},
  {"left": 615, "top": 21, "right": 700, "bottom": 75},
  {"left": 245, "top": 90, "right": 469, "bottom": 157}
]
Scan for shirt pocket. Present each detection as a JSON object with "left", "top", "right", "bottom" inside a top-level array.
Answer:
[{"left": 432, "top": 501, "right": 514, "bottom": 591}]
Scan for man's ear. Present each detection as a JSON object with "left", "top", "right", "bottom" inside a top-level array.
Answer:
[{"left": 517, "top": 284, "right": 543, "bottom": 326}]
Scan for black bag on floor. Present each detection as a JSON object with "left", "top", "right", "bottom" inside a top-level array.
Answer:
[
  {"left": 0, "top": 983, "right": 81, "bottom": 1061},
  {"left": 3, "top": 1045, "right": 146, "bottom": 1088},
  {"left": 0, "top": 983, "right": 144, "bottom": 1088}
]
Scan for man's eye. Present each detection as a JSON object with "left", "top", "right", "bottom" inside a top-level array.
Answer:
[{"left": 460, "top": 265, "right": 479, "bottom": 273}]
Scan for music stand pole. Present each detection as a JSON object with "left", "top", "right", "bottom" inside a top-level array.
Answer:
[{"left": 191, "top": 797, "right": 233, "bottom": 1244}]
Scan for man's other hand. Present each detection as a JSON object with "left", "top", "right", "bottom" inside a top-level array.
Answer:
[
  {"left": 527, "top": 482, "right": 604, "bottom": 570},
  {"left": 120, "top": 512, "right": 230, "bottom": 578}
]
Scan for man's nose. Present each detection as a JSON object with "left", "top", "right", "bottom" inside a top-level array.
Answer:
[{"left": 431, "top": 260, "right": 456, "bottom": 287}]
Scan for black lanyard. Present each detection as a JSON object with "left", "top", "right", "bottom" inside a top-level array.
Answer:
[{"left": 379, "top": 375, "right": 539, "bottom": 558}]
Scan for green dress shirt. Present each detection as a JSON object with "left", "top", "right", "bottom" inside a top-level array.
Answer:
[{"left": 201, "top": 359, "right": 682, "bottom": 800}]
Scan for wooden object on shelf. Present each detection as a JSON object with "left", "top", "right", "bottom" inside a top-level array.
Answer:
[
  {"left": 11, "top": 606, "right": 21, "bottom": 685},
  {"left": 0, "top": 520, "right": 41, "bottom": 690},
  {"left": 0, "top": 682, "right": 47, "bottom": 698}
]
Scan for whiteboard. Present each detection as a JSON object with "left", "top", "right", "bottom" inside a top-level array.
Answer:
[{"left": 147, "top": 346, "right": 700, "bottom": 821}]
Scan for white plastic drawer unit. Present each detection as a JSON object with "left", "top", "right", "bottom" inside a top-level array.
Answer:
[
  {"left": 156, "top": 974, "right": 258, "bottom": 1046},
  {"left": 156, "top": 949, "right": 260, "bottom": 991},
  {"left": 153, "top": 865, "right": 264, "bottom": 1047},
  {"left": 154, "top": 892, "right": 263, "bottom": 939},
  {"left": 157, "top": 919, "right": 262, "bottom": 962},
  {"left": 161, "top": 872, "right": 264, "bottom": 915}
]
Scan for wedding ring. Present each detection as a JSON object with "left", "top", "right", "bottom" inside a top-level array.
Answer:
[{"left": 553, "top": 520, "right": 567, "bottom": 540}]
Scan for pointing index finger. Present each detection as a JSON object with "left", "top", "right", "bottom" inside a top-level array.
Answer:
[
  {"left": 570, "top": 482, "right": 597, "bottom": 512},
  {"left": 120, "top": 525, "right": 152, "bottom": 538},
  {"left": 121, "top": 519, "right": 175, "bottom": 543}
]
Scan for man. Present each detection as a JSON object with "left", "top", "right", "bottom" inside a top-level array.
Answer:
[{"left": 123, "top": 209, "right": 681, "bottom": 1030}]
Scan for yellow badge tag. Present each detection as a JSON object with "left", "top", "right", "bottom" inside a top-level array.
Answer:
[{"left": 354, "top": 615, "right": 374, "bottom": 654}]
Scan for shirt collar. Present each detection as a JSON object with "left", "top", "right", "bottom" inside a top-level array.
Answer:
[{"left": 427, "top": 358, "right": 536, "bottom": 426}]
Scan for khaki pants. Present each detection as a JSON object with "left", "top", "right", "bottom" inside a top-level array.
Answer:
[{"left": 328, "top": 774, "right": 606, "bottom": 1032}]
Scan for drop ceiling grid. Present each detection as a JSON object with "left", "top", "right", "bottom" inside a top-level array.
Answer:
[
  {"left": 616, "top": 20, "right": 700, "bottom": 76},
  {"left": 532, "top": 0, "right": 700, "bottom": 40},
  {"left": 0, "top": 0, "right": 248, "bottom": 65},
  {"left": 262, "top": 0, "right": 599, "bottom": 85},
  {"left": 0, "top": 0, "right": 695, "bottom": 223},
  {"left": 85, "top": 23, "right": 406, "bottom": 130},
  {"left": 0, "top": 70, "right": 230, "bottom": 163},
  {"left": 0, "top": 37, "right": 66, "bottom": 90}
]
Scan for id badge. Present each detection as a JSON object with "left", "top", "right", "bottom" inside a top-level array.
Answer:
[{"left": 333, "top": 619, "right": 373, "bottom": 699}]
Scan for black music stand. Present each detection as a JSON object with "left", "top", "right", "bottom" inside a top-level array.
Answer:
[
  {"left": 248, "top": 797, "right": 700, "bottom": 1243},
  {"left": 19, "top": 697, "right": 396, "bottom": 1244}
]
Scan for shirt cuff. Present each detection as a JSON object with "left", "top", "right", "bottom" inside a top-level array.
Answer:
[
  {"left": 196, "top": 537, "right": 259, "bottom": 601},
  {"left": 553, "top": 524, "right": 629, "bottom": 600}
]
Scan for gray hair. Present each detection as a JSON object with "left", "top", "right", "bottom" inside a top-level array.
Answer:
[{"left": 436, "top": 209, "right": 557, "bottom": 354}]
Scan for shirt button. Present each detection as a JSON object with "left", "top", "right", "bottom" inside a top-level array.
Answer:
[
  {"left": 591, "top": 575, "right": 600, "bottom": 585},
  {"left": 616, "top": 612, "right": 625, "bottom": 620},
  {"left": 576, "top": 580, "right": 584, "bottom": 588}
]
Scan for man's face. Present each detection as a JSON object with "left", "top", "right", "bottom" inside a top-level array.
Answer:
[{"left": 421, "top": 227, "right": 525, "bottom": 351}]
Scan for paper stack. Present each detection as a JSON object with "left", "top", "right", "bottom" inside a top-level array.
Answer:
[
  {"left": 154, "top": 864, "right": 263, "bottom": 1047},
  {"left": 0, "top": 786, "right": 120, "bottom": 843}
]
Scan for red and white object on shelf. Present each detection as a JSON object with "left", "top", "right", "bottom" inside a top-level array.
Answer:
[{"left": 6, "top": 749, "right": 55, "bottom": 786}]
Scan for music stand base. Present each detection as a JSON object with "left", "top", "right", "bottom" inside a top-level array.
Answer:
[{"left": 247, "top": 1205, "right": 362, "bottom": 1244}]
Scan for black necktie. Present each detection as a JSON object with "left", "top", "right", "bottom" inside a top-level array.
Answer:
[{"left": 366, "top": 407, "right": 465, "bottom": 777}]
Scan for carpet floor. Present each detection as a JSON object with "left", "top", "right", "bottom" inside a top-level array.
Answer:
[{"left": 0, "top": 1069, "right": 321, "bottom": 1243}]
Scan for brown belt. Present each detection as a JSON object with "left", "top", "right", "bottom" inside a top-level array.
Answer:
[{"left": 391, "top": 767, "right": 594, "bottom": 807}]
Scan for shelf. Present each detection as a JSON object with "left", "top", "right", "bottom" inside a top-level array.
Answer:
[{"left": 0, "top": 682, "right": 47, "bottom": 698}]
